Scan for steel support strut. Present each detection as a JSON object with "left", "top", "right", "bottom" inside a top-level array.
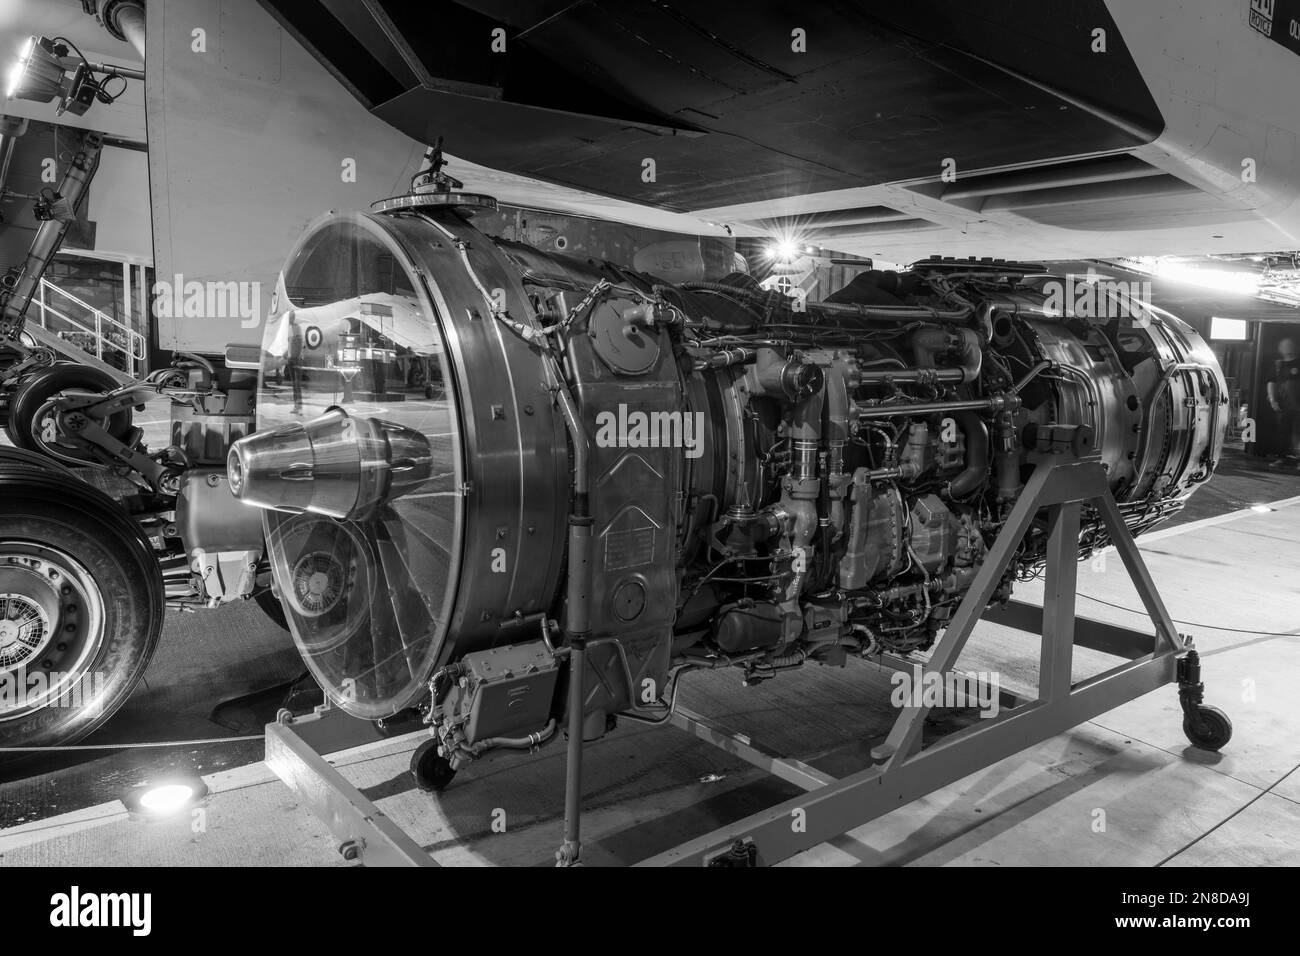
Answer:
[
  {"left": 265, "top": 456, "right": 1226, "bottom": 867},
  {"left": 265, "top": 708, "right": 436, "bottom": 867},
  {"left": 638, "top": 456, "right": 1219, "bottom": 866}
]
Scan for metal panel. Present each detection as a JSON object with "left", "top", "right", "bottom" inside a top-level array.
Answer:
[{"left": 145, "top": 0, "right": 426, "bottom": 353}]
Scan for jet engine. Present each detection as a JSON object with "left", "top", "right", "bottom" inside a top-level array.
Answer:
[{"left": 229, "top": 205, "right": 1225, "bottom": 775}]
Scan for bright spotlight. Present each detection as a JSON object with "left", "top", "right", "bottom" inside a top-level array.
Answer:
[
  {"left": 140, "top": 784, "right": 196, "bottom": 813},
  {"left": 5, "top": 36, "right": 68, "bottom": 105},
  {"left": 768, "top": 239, "right": 800, "bottom": 261},
  {"left": 5, "top": 38, "right": 34, "bottom": 98},
  {"left": 4, "top": 35, "right": 141, "bottom": 116},
  {"left": 4, "top": 61, "right": 23, "bottom": 99},
  {"left": 1249, "top": 504, "right": 1274, "bottom": 513},
  {"left": 121, "top": 775, "right": 209, "bottom": 819},
  {"left": 1140, "top": 258, "right": 1263, "bottom": 296}
]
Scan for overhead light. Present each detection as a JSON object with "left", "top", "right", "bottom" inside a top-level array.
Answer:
[
  {"left": 121, "top": 775, "right": 210, "bottom": 819},
  {"left": 5, "top": 36, "right": 66, "bottom": 104},
  {"left": 767, "top": 238, "right": 799, "bottom": 261},
  {"left": 1138, "top": 257, "right": 1263, "bottom": 296},
  {"left": 4, "top": 37, "right": 33, "bottom": 96},
  {"left": 4, "top": 35, "right": 139, "bottom": 117}
]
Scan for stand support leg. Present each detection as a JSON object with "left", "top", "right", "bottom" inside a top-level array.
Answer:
[
  {"left": 1094, "top": 493, "right": 1184, "bottom": 653},
  {"left": 556, "top": 638, "right": 587, "bottom": 866},
  {"left": 1040, "top": 501, "right": 1081, "bottom": 699},
  {"left": 872, "top": 463, "right": 1052, "bottom": 767}
]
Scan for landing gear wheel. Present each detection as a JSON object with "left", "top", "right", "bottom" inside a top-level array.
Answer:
[
  {"left": 5, "top": 363, "right": 132, "bottom": 467},
  {"left": 411, "top": 737, "right": 457, "bottom": 792},
  {"left": 0, "top": 472, "right": 163, "bottom": 760},
  {"left": 1183, "top": 704, "right": 1232, "bottom": 752},
  {"left": 0, "top": 344, "right": 23, "bottom": 429}
]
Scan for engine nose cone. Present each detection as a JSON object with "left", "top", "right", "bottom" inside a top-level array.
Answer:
[{"left": 227, "top": 407, "right": 432, "bottom": 519}]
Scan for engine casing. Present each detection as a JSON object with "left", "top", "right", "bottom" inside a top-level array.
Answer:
[{"left": 229, "top": 208, "right": 1226, "bottom": 759}]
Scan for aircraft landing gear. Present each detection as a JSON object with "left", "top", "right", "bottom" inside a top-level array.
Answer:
[
  {"left": 5, "top": 363, "right": 134, "bottom": 467},
  {"left": 0, "top": 451, "right": 164, "bottom": 759}
]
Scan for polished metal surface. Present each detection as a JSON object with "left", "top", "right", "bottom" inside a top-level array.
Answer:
[
  {"left": 234, "top": 211, "right": 1227, "bottom": 731},
  {"left": 0, "top": 542, "right": 105, "bottom": 721},
  {"left": 235, "top": 210, "right": 568, "bottom": 717},
  {"left": 229, "top": 407, "right": 433, "bottom": 519}
]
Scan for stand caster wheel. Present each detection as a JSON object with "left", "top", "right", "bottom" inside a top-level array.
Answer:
[
  {"left": 1183, "top": 705, "right": 1232, "bottom": 751},
  {"left": 411, "top": 738, "right": 457, "bottom": 792}
]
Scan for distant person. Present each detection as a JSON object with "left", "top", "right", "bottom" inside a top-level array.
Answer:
[{"left": 1266, "top": 336, "right": 1300, "bottom": 469}]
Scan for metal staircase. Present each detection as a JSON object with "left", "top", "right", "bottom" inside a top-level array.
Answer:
[{"left": 25, "top": 278, "right": 146, "bottom": 383}]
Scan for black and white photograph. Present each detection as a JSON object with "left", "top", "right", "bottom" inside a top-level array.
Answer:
[{"left": 0, "top": 0, "right": 1294, "bottom": 921}]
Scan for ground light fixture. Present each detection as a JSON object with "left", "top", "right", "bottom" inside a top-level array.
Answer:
[
  {"left": 120, "top": 775, "right": 210, "bottom": 820},
  {"left": 5, "top": 35, "right": 143, "bottom": 117},
  {"left": 1250, "top": 504, "right": 1275, "bottom": 513}
]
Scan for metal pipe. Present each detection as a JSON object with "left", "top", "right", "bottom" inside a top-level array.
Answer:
[
  {"left": 947, "top": 411, "right": 989, "bottom": 497},
  {"left": 558, "top": 637, "right": 586, "bottom": 866},
  {"left": 857, "top": 395, "right": 1020, "bottom": 420},
  {"left": 1, "top": 133, "right": 103, "bottom": 340},
  {"left": 552, "top": 377, "right": 588, "bottom": 495},
  {"left": 470, "top": 719, "right": 558, "bottom": 754},
  {"left": 90, "top": 0, "right": 147, "bottom": 60},
  {"left": 1011, "top": 360, "right": 1053, "bottom": 394},
  {"left": 547, "top": 344, "right": 592, "bottom": 867},
  {"left": 808, "top": 298, "right": 973, "bottom": 323},
  {"left": 680, "top": 280, "right": 974, "bottom": 324},
  {"left": 84, "top": 61, "right": 144, "bottom": 80},
  {"left": 858, "top": 367, "right": 965, "bottom": 385},
  {"left": 912, "top": 326, "right": 982, "bottom": 382},
  {"left": 0, "top": 134, "right": 19, "bottom": 192},
  {"left": 113, "top": 3, "right": 147, "bottom": 59}
]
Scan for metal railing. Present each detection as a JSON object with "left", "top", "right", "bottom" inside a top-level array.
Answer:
[{"left": 32, "top": 279, "right": 147, "bottom": 378}]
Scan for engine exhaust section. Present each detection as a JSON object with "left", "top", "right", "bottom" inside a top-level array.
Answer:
[{"left": 227, "top": 406, "right": 432, "bottom": 520}]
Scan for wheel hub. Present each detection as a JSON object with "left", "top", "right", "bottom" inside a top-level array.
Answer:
[
  {"left": 0, "top": 593, "right": 51, "bottom": 668},
  {"left": 0, "top": 543, "right": 104, "bottom": 720}
]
